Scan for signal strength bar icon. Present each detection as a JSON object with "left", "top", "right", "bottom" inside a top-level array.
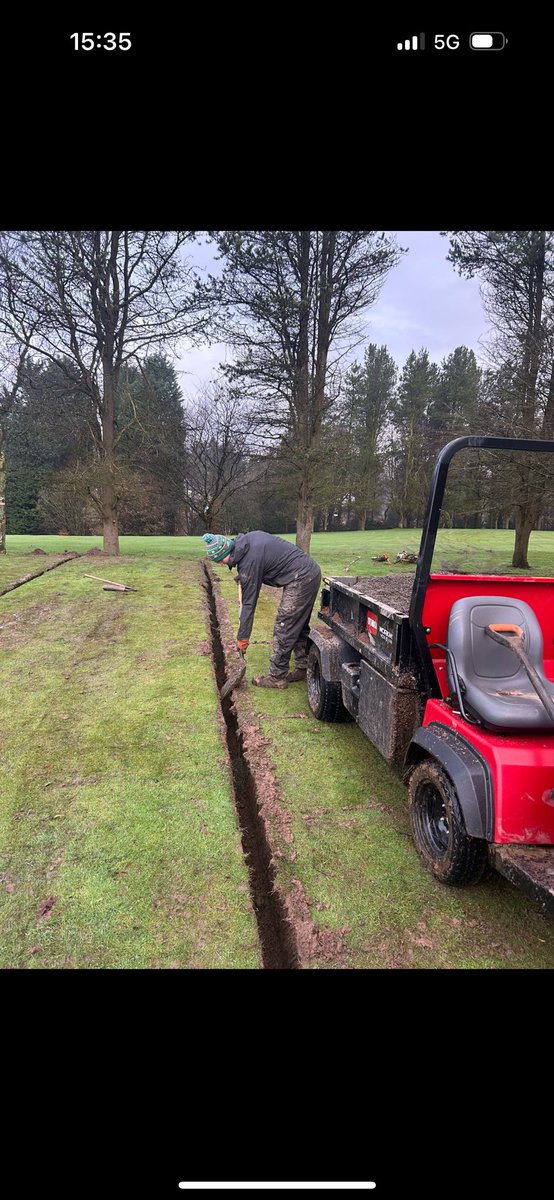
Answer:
[{"left": 397, "top": 34, "right": 425, "bottom": 50}]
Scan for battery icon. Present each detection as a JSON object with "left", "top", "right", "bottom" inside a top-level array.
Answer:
[{"left": 470, "top": 32, "right": 507, "bottom": 49}]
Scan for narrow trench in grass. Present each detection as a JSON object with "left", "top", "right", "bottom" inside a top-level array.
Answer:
[{"left": 203, "top": 564, "right": 299, "bottom": 970}]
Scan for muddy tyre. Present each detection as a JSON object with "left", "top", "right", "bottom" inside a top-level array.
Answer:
[
  {"left": 408, "top": 758, "right": 488, "bottom": 886},
  {"left": 307, "top": 645, "right": 350, "bottom": 722}
]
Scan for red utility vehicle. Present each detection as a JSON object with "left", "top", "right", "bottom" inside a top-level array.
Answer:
[{"left": 306, "top": 436, "right": 554, "bottom": 914}]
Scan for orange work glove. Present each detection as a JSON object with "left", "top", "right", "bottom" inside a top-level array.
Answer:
[{"left": 236, "top": 639, "right": 249, "bottom": 653}]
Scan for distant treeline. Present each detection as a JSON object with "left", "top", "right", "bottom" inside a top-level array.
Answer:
[
  {"left": 5, "top": 343, "right": 554, "bottom": 542},
  {"left": 2, "top": 231, "right": 554, "bottom": 569}
]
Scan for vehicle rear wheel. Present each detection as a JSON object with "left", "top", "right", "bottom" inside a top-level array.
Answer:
[
  {"left": 307, "top": 645, "right": 351, "bottom": 722},
  {"left": 408, "top": 758, "right": 489, "bottom": 885}
]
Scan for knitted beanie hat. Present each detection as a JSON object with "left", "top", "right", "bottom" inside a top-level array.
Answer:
[{"left": 202, "top": 533, "right": 235, "bottom": 562}]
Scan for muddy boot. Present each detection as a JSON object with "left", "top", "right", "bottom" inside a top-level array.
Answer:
[
  {"left": 252, "top": 674, "right": 288, "bottom": 689},
  {"left": 286, "top": 667, "right": 307, "bottom": 682}
]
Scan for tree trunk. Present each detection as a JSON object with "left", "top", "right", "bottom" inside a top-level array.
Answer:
[
  {"left": 0, "top": 425, "right": 6, "bottom": 553},
  {"left": 102, "top": 502, "right": 120, "bottom": 555},
  {"left": 101, "top": 358, "right": 120, "bottom": 555},
  {"left": 296, "top": 477, "right": 314, "bottom": 553},
  {"left": 357, "top": 510, "right": 367, "bottom": 531},
  {"left": 512, "top": 505, "right": 537, "bottom": 569}
]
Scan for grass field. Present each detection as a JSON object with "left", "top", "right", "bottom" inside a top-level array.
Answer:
[
  {"left": 0, "top": 554, "right": 259, "bottom": 968},
  {"left": 7, "top": 525, "right": 554, "bottom": 575},
  {"left": 2, "top": 530, "right": 554, "bottom": 969}
]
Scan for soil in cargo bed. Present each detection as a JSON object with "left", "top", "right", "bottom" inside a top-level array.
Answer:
[{"left": 345, "top": 573, "right": 416, "bottom": 613}]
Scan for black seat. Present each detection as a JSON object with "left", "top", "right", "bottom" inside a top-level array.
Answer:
[{"left": 447, "top": 595, "right": 554, "bottom": 730}]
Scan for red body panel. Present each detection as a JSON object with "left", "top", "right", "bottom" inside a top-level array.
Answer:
[
  {"left": 423, "top": 575, "right": 554, "bottom": 694},
  {"left": 421, "top": 575, "right": 554, "bottom": 845}
]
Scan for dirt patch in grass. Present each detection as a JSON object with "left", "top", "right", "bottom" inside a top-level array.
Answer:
[
  {"left": 84, "top": 607, "right": 126, "bottom": 644},
  {"left": 0, "top": 600, "right": 60, "bottom": 648},
  {"left": 37, "top": 895, "right": 57, "bottom": 919},
  {"left": 24, "top": 549, "right": 78, "bottom": 558},
  {"left": 284, "top": 878, "right": 352, "bottom": 967},
  {"left": 85, "top": 548, "right": 107, "bottom": 556}
]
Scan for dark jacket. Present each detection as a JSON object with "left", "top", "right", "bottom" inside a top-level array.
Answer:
[{"left": 227, "top": 531, "right": 320, "bottom": 641}]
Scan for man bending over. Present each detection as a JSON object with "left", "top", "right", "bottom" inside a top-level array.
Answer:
[{"left": 203, "top": 531, "right": 321, "bottom": 690}]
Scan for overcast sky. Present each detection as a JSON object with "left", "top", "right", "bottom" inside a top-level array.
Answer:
[{"left": 175, "top": 231, "right": 491, "bottom": 399}]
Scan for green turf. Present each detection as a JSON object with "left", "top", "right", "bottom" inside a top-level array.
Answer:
[
  {"left": 6, "top": 526, "right": 554, "bottom": 575},
  {"left": 0, "top": 557, "right": 260, "bottom": 969},
  {"left": 4, "top": 534, "right": 208, "bottom": 559}
]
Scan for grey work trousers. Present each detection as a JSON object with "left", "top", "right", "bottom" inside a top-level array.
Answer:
[{"left": 269, "top": 566, "right": 322, "bottom": 678}]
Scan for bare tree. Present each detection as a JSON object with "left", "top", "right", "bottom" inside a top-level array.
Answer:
[
  {"left": 206, "top": 231, "right": 403, "bottom": 552},
  {"left": 0, "top": 231, "right": 206, "bottom": 553},
  {"left": 36, "top": 462, "right": 96, "bottom": 535},
  {"left": 183, "top": 383, "right": 268, "bottom": 531}
]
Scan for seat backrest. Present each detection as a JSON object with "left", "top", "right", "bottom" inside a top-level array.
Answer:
[{"left": 447, "top": 595, "right": 544, "bottom": 687}]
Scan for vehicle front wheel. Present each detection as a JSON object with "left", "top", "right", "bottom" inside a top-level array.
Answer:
[
  {"left": 306, "top": 645, "right": 351, "bottom": 722},
  {"left": 408, "top": 758, "right": 488, "bottom": 885}
]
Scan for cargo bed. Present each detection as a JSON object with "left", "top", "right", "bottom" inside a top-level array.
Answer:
[
  {"left": 317, "top": 573, "right": 418, "bottom": 687},
  {"left": 314, "top": 574, "right": 423, "bottom": 765}
]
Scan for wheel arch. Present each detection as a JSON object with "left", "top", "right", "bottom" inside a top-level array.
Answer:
[
  {"left": 406, "top": 723, "right": 493, "bottom": 840},
  {"left": 307, "top": 627, "right": 356, "bottom": 682}
]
